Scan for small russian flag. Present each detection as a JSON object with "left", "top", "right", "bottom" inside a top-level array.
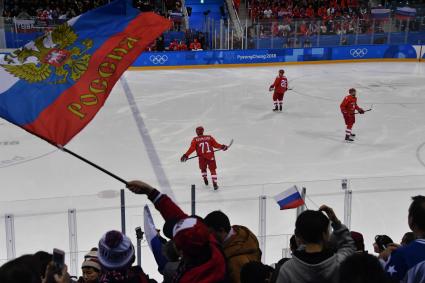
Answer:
[
  {"left": 274, "top": 185, "right": 305, "bottom": 210},
  {"left": 144, "top": 205, "right": 167, "bottom": 271}
]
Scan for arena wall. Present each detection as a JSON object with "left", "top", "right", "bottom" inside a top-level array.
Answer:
[{"left": 130, "top": 44, "right": 425, "bottom": 70}]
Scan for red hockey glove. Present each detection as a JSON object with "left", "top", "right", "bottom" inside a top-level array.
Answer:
[
  {"left": 358, "top": 108, "right": 365, "bottom": 114},
  {"left": 221, "top": 145, "right": 228, "bottom": 151},
  {"left": 180, "top": 154, "right": 188, "bottom": 162}
]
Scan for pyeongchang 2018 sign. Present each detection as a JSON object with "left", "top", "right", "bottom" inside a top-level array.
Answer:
[
  {"left": 236, "top": 53, "right": 277, "bottom": 61},
  {"left": 132, "top": 44, "right": 418, "bottom": 67}
]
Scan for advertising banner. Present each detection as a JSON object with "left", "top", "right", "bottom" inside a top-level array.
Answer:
[{"left": 133, "top": 44, "right": 418, "bottom": 67}]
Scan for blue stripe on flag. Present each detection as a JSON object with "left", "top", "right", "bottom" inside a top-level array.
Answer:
[
  {"left": 277, "top": 192, "right": 302, "bottom": 208},
  {"left": 150, "top": 235, "right": 167, "bottom": 271},
  {"left": 144, "top": 205, "right": 168, "bottom": 272}
]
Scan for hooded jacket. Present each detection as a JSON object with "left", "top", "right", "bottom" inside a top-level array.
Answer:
[
  {"left": 223, "top": 225, "right": 262, "bottom": 283},
  {"left": 148, "top": 190, "right": 227, "bottom": 283},
  {"left": 276, "top": 222, "right": 355, "bottom": 283}
]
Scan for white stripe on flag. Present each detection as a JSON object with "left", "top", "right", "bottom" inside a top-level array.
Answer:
[
  {"left": 273, "top": 185, "right": 300, "bottom": 203},
  {"left": 143, "top": 205, "right": 158, "bottom": 249}
]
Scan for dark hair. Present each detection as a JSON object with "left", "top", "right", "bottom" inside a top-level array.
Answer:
[
  {"left": 0, "top": 255, "right": 41, "bottom": 283},
  {"left": 289, "top": 235, "right": 298, "bottom": 252},
  {"left": 204, "top": 210, "right": 231, "bottom": 233},
  {"left": 33, "top": 251, "right": 53, "bottom": 278},
  {"left": 374, "top": 235, "right": 393, "bottom": 252},
  {"left": 408, "top": 195, "right": 425, "bottom": 232},
  {"left": 401, "top": 232, "right": 415, "bottom": 246},
  {"left": 240, "top": 261, "right": 274, "bottom": 283},
  {"left": 339, "top": 253, "right": 389, "bottom": 283},
  {"left": 295, "top": 210, "right": 329, "bottom": 244}
]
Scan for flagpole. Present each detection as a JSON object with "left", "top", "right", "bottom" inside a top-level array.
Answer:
[{"left": 59, "top": 146, "right": 128, "bottom": 185}]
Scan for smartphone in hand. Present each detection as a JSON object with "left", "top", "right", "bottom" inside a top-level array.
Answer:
[{"left": 52, "top": 248, "right": 65, "bottom": 275}]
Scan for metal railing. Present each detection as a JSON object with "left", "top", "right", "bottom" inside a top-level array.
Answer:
[
  {"left": 247, "top": 16, "right": 425, "bottom": 48},
  {"left": 181, "top": 15, "right": 425, "bottom": 50},
  {"left": 1, "top": 15, "right": 424, "bottom": 50}
]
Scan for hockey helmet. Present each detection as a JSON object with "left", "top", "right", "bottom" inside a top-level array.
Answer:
[
  {"left": 196, "top": 126, "right": 204, "bottom": 136},
  {"left": 349, "top": 88, "right": 356, "bottom": 95},
  {"left": 279, "top": 69, "right": 285, "bottom": 74}
]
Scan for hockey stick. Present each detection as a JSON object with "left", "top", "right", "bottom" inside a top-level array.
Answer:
[
  {"left": 186, "top": 139, "right": 234, "bottom": 161},
  {"left": 355, "top": 108, "right": 372, "bottom": 114},
  {"left": 269, "top": 88, "right": 293, "bottom": 92}
]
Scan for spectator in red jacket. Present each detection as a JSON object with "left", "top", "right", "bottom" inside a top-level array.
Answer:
[
  {"left": 127, "top": 180, "right": 227, "bottom": 283},
  {"left": 305, "top": 5, "right": 314, "bottom": 18},
  {"left": 169, "top": 39, "right": 179, "bottom": 51},
  {"left": 177, "top": 40, "right": 187, "bottom": 50},
  {"left": 189, "top": 38, "right": 202, "bottom": 50}
]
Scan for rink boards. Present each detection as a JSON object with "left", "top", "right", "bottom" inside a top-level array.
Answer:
[{"left": 131, "top": 44, "right": 425, "bottom": 70}]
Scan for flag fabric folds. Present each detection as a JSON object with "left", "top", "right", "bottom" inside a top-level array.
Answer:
[
  {"left": 274, "top": 185, "right": 305, "bottom": 210},
  {"left": 395, "top": 7, "right": 417, "bottom": 19},
  {"left": 0, "top": 0, "right": 171, "bottom": 146},
  {"left": 371, "top": 8, "right": 391, "bottom": 20},
  {"left": 143, "top": 205, "right": 168, "bottom": 271}
]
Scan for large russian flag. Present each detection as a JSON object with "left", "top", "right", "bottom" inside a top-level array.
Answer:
[
  {"left": 274, "top": 185, "right": 305, "bottom": 210},
  {"left": 0, "top": 0, "right": 171, "bottom": 146}
]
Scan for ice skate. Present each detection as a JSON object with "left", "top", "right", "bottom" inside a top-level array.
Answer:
[
  {"left": 350, "top": 133, "right": 356, "bottom": 137},
  {"left": 203, "top": 177, "right": 208, "bottom": 186},
  {"left": 273, "top": 105, "right": 278, "bottom": 111},
  {"left": 213, "top": 182, "right": 219, "bottom": 190},
  {"left": 279, "top": 105, "right": 282, "bottom": 111},
  {"left": 345, "top": 135, "right": 354, "bottom": 142}
]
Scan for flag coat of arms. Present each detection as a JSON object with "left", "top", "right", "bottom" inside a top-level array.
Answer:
[
  {"left": 274, "top": 185, "right": 305, "bottom": 210},
  {"left": 0, "top": 0, "right": 171, "bottom": 146}
]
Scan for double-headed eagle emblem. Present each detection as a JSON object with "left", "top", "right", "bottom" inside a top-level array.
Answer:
[{"left": 1, "top": 23, "right": 93, "bottom": 84}]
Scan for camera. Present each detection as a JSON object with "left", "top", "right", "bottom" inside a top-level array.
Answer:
[{"left": 135, "top": 227, "right": 144, "bottom": 240}]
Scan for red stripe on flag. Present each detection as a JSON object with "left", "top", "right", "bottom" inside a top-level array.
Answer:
[
  {"left": 281, "top": 198, "right": 305, "bottom": 210},
  {"left": 23, "top": 12, "right": 171, "bottom": 146}
]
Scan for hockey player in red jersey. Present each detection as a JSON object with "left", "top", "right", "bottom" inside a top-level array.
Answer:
[
  {"left": 180, "top": 126, "right": 228, "bottom": 190},
  {"left": 269, "top": 69, "right": 288, "bottom": 111},
  {"left": 340, "top": 88, "right": 365, "bottom": 142}
]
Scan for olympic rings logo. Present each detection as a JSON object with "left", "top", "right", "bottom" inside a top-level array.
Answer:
[
  {"left": 149, "top": 55, "right": 168, "bottom": 64},
  {"left": 350, "top": 48, "right": 368, "bottom": 58}
]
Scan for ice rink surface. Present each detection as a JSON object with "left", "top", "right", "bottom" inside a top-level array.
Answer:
[{"left": 1, "top": 61, "right": 425, "bottom": 277}]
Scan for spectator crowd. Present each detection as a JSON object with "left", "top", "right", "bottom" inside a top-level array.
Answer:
[
  {"left": 2, "top": 0, "right": 110, "bottom": 24},
  {"left": 0, "top": 179, "right": 424, "bottom": 283},
  {"left": 248, "top": 0, "right": 374, "bottom": 38},
  {"left": 2, "top": 0, "right": 183, "bottom": 32}
]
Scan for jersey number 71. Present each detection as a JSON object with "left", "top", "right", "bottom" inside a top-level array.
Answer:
[{"left": 199, "top": 142, "right": 211, "bottom": 153}]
